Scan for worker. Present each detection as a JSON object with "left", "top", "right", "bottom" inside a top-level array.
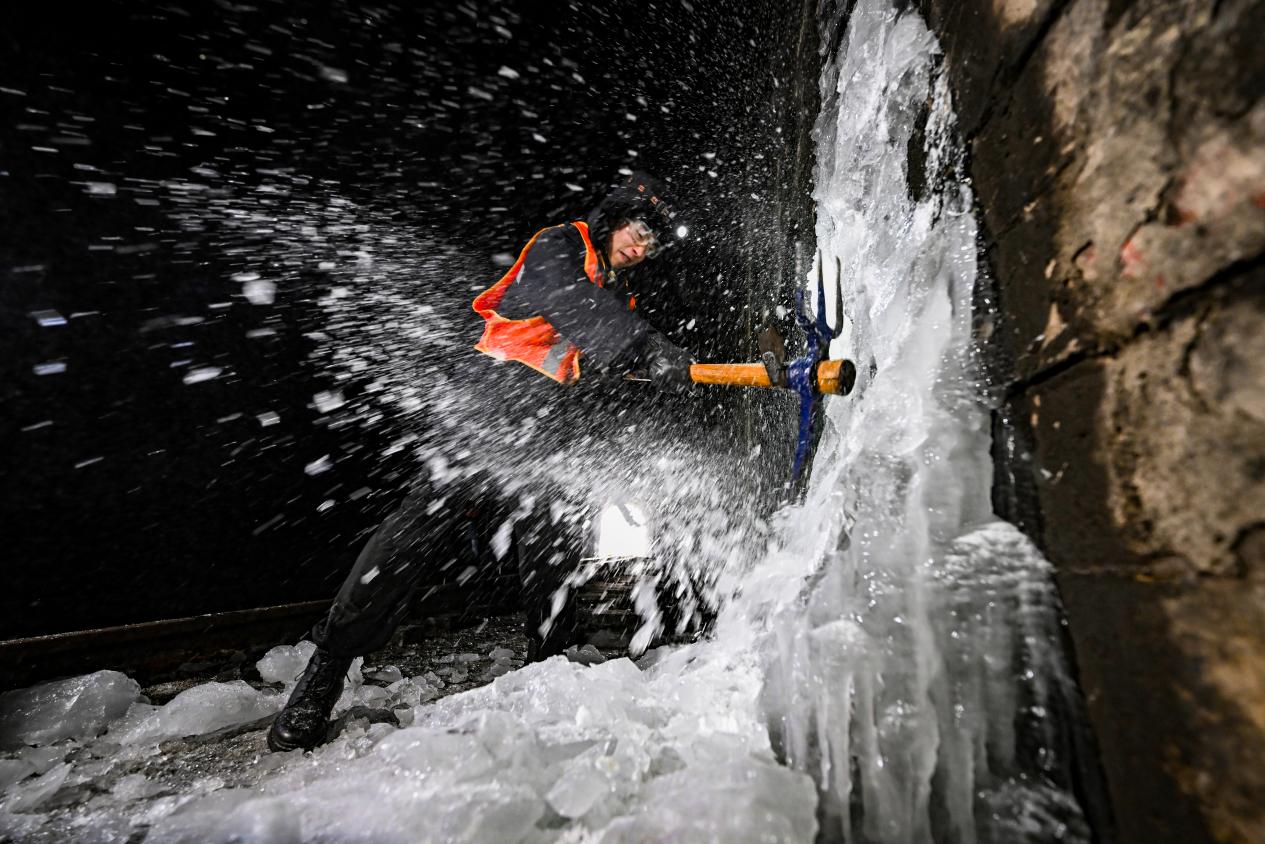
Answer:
[{"left": 267, "top": 171, "right": 697, "bottom": 752}]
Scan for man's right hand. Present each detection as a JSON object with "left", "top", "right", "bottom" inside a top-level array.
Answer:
[{"left": 641, "top": 333, "right": 695, "bottom": 393}]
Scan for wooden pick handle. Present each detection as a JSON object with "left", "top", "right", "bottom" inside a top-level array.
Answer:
[
  {"left": 688, "top": 363, "right": 774, "bottom": 388},
  {"left": 689, "top": 359, "right": 856, "bottom": 395}
]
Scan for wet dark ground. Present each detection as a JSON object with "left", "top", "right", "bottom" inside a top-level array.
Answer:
[{"left": 147, "top": 613, "right": 531, "bottom": 706}]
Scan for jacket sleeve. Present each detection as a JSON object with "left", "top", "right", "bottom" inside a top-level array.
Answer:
[{"left": 495, "top": 227, "right": 650, "bottom": 369}]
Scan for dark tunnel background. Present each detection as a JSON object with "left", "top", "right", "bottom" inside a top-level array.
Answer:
[{"left": 0, "top": 0, "right": 822, "bottom": 640}]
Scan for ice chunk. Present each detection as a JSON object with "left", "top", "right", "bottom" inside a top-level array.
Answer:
[
  {"left": 0, "top": 809, "right": 42, "bottom": 841},
  {"left": 349, "top": 688, "right": 387, "bottom": 713},
  {"left": 285, "top": 778, "right": 542, "bottom": 844},
  {"left": 365, "top": 665, "right": 403, "bottom": 684},
  {"left": 485, "top": 658, "right": 595, "bottom": 726},
  {"left": 480, "top": 662, "right": 514, "bottom": 681},
  {"left": 346, "top": 657, "right": 364, "bottom": 687},
  {"left": 105, "top": 700, "right": 160, "bottom": 743},
  {"left": 312, "top": 390, "right": 344, "bottom": 413},
  {"left": 110, "top": 773, "right": 162, "bottom": 801},
  {"left": 191, "top": 775, "right": 227, "bottom": 795},
  {"left": 182, "top": 366, "right": 222, "bottom": 385},
  {"left": 141, "top": 788, "right": 278, "bottom": 844},
  {"left": 628, "top": 617, "right": 660, "bottom": 658},
  {"left": 113, "top": 682, "right": 283, "bottom": 744},
  {"left": 491, "top": 520, "right": 513, "bottom": 558},
  {"left": 634, "top": 645, "right": 672, "bottom": 671},
  {"left": 66, "top": 756, "right": 114, "bottom": 784},
  {"left": 241, "top": 278, "right": 276, "bottom": 305},
  {"left": 384, "top": 678, "right": 437, "bottom": 708},
  {"left": 532, "top": 724, "right": 606, "bottom": 769},
  {"left": 546, "top": 746, "right": 614, "bottom": 819},
  {"left": 591, "top": 657, "right": 642, "bottom": 684},
  {"left": 0, "top": 670, "right": 140, "bottom": 749},
  {"left": 5, "top": 762, "right": 72, "bottom": 813},
  {"left": 431, "top": 783, "right": 543, "bottom": 843},
  {"left": 463, "top": 710, "right": 528, "bottom": 763},
  {"left": 488, "top": 647, "right": 516, "bottom": 661},
  {"left": 255, "top": 641, "right": 316, "bottom": 685},
  {"left": 0, "top": 759, "right": 36, "bottom": 791},
  {"left": 373, "top": 728, "right": 496, "bottom": 781},
  {"left": 15, "top": 745, "right": 67, "bottom": 775},
  {"left": 603, "top": 752, "right": 818, "bottom": 843},
  {"left": 350, "top": 684, "right": 389, "bottom": 708}
]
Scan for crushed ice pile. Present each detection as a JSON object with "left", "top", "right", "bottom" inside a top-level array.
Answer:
[{"left": 0, "top": 643, "right": 816, "bottom": 842}]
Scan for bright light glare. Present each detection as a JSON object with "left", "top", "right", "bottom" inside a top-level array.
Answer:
[
  {"left": 595, "top": 502, "right": 651, "bottom": 558},
  {"left": 675, "top": 225, "right": 689, "bottom": 239}
]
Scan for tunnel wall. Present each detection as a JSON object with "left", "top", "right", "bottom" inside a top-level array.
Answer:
[{"left": 916, "top": 0, "right": 1265, "bottom": 840}]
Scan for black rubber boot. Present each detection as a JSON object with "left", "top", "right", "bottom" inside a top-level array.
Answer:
[{"left": 267, "top": 648, "right": 353, "bottom": 752}]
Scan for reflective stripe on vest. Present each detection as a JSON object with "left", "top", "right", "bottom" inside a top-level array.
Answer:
[{"left": 471, "top": 220, "right": 614, "bottom": 384}]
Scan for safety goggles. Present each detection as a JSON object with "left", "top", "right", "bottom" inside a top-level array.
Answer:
[{"left": 627, "top": 218, "right": 664, "bottom": 259}]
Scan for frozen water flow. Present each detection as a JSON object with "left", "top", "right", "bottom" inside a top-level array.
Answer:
[
  {"left": 742, "top": 2, "right": 1090, "bottom": 840},
  {"left": 0, "top": 1, "right": 1092, "bottom": 840}
]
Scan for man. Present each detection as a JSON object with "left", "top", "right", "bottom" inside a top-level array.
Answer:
[
  {"left": 473, "top": 171, "right": 694, "bottom": 388},
  {"left": 267, "top": 172, "right": 696, "bottom": 752}
]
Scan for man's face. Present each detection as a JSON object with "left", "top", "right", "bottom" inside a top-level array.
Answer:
[{"left": 607, "top": 220, "right": 655, "bottom": 270}]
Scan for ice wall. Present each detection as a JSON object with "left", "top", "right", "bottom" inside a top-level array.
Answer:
[{"left": 740, "top": 1, "right": 1092, "bottom": 840}]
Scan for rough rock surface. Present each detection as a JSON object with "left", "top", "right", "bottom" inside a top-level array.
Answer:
[{"left": 920, "top": 0, "right": 1265, "bottom": 841}]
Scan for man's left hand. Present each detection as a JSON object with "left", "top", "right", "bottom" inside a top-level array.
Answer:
[{"left": 642, "top": 333, "right": 696, "bottom": 393}]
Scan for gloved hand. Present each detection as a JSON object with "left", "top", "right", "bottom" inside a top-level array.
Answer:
[{"left": 641, "top": 332, "right": 695, "bottom": 393}]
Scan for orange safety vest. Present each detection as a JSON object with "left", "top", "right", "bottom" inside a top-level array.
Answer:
[{"left": 472, "top": 220, "right": 632, "bottom": 384}]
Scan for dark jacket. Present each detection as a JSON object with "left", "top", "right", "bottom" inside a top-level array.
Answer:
[{"left": 495, "top": 205, "right": 656, "bottom": 371}]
